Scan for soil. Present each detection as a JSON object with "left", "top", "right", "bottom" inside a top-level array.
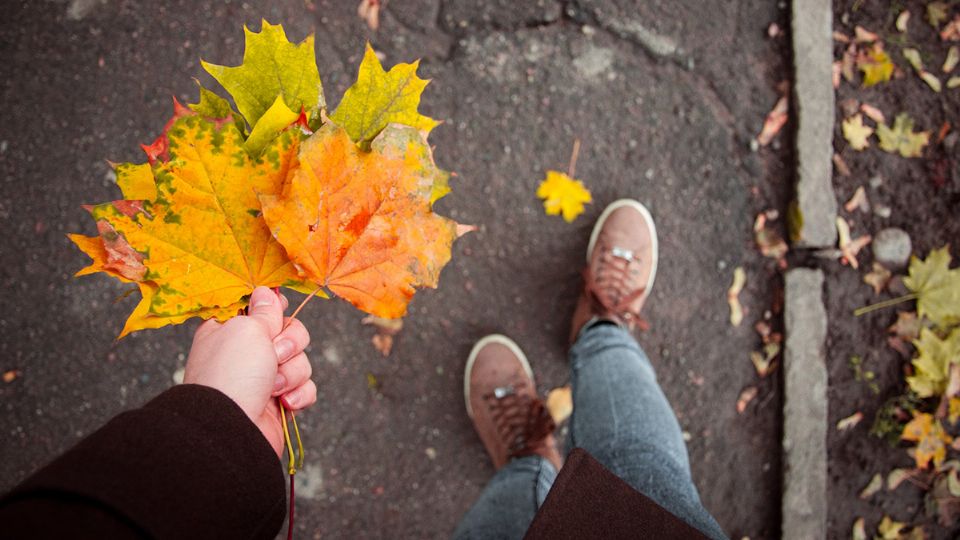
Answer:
[
  {"left": 0, "top": 1, "right": 793, "bottom": 538},
  {"left": 827, "top": 1, "right": 960, "bottom": 538}
]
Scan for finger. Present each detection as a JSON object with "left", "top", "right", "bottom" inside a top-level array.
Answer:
[
  {"left": 194, "top": 319, "right": 222, "bottom": 340},
  {"left": 281, "top": 380, "right": 317, "bottom": 411},
  {"left": 273, "top": 352, "right": 312, "bottom": 395},
  {"left": 247, "top": 286, "right": 284, "bottom": 337},
  {"left": 279, "top": 293, "right": 289, "bottom": 310},
  {"left": 273, "top": 318, "right": 310, "bottom": 363}
]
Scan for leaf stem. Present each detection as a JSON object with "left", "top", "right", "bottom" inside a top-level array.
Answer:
[
  {"left": 282, "top": 286, "right": 325, "bottom": 331},
  {"left": 279, "top": 401, "right": 296, "bottom": 475},
  {"left": 853, "top": 293, "right": 918, "bottom": 317},
  {"left": 291, "top": 408, "right": 304, "bottom": 469},
  {"left": 567, "top": 139, "right": 581, "bottom": 178}
]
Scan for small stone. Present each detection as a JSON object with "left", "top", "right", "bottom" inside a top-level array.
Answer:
[
  {"left": 873, "top": 228, "right": 912, "bottom": 270},
  {"left": 868, "top": 175, "right": 883, "bottom": 188},
  {"left": 873, "top": 204, "right": 892, "bottom": 219}
]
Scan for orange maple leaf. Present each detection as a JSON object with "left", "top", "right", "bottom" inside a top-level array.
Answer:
[
  {"left": 260, "top": 122, "right": 462, "bottom": 318},
  {"left": 902, "top": 412, "right": 953, "bottom": 469}
]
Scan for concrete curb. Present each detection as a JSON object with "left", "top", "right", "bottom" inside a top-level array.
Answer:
[
  {"left": 791, "top": 0, "right": 838, "bottom": 248},
  {"left": 782, "top": 268, "right": 828, "bottom": 540}
]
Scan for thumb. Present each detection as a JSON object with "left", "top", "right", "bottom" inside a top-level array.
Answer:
[{"left": 247, "top": 286, "right": 284, "bottom": 337}]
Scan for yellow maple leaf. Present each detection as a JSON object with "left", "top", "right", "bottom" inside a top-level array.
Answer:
[
  {"left": 537, "top": 171, "right": 592, "bottom": 222},
  {"left": 75, "top": 115, "right": 313, "bottom": 337},
  {"left": 114, "top": 162, "right": 157, "bottom": 201},
  {"left": 877, "top": 113, "right": 930, "bottom": 158},
  {"left": 903, "top": 246, "right": 960, "bottom": 327},
  {"left": 202, "top": 20, "right": 324, "bottom": 127},
  {"left": 905, "top": 327, "right": 960, "bottom": 397},
  {"left": 331, "top": 44, "right": 439, "bottom": 145},
  {"left": 260, "top": 122, "right": 461, "bottom": 319},
  {"left": 842, "top": 114, "right": 874, "bottom": 150},
  {"left": 902, "top": 412, "right": 953, "bottom": 469},
  {"left": 859, "top": 44, "right": 894, "bottom": 87}
]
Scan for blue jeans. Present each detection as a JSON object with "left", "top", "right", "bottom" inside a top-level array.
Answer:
[{"left": 452, "top": 323, "right": 728, "bottom": 540}]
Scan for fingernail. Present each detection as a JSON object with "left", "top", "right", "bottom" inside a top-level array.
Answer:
[
  {"left": 273, "top": 374, "right": 286, "bottom": 392},
  {"left": 274, "top": 339, "right": 294, "bottom": 360},
  {"left": 252, "top": 288, "right": 274, "bottom": 308},
  {"left": 282, "top": 391, "right": 298, "bottom": 409}
]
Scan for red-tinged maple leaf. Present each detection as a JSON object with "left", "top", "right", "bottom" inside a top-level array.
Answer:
[
  {"left": 141, "top": 97, "right": 194, "bottom": 164},
  {"left": 260, "top": 122, "right": 466, "bottom": 319}
]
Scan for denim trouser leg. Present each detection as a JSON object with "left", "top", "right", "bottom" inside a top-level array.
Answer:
[
  {"left": 569, "top": 323, "right": 727, "bottom": 540},
  {"left": 452, "top": 323, "right": 726, "bottom": 540},
  {"left": 451, "top": 456, "right": 556, "bottom": 540}
]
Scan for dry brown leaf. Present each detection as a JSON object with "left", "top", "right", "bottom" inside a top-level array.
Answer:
[
  {"left": 838, "top": 411, "right": 865, "bottom": 432},
  {"left": 362, "top": 315, "right": 403, "bottom": 357},
  {"left": 832, "top": 61, "right": 842, "bottom": 89},
  {"left": 737, "top": 386, "right": 758, "bottom": 414},
  {"left": 854, "top": 25, "right": 880, "bottom": 43},
  {"left": 833, "top": 153, "right": 852, "bottom": 176},
  {"left": 836, "top": 217, "right": 871, "bottom": 269},
  {"left": 2, "top": 370, "right": 19, "bottom": 383},
  {"left": 832, "top": 31, "right": 851, "bottom": 43},
  {"left": 859, "top": 472, "right": 883, "bottom": 498},
  {"left": 889, "top": 311, "right": 925, "bottom": 342},
  {"left": 357, "top": 0, "right": 381, "bottom": 31},
  {"left": 546, "top": 385, "right": 573, "bottom": 424},
  {"left": 727, "top": 267, "right": 746, "bottom": 327},
  {"left": 844, "top": 186, "right": 870, "bottom": 213},
  {"left": 942, "top": 16, "right": 960, "bottom": 41},
  {"left": 754, "top": 212, "right": 788, "bottom": 260},
  {"left": 864, "top": 262, "right": 893, "bottom": 294},
  {"left": 842, "top": 44, "right": 857, "bottom": 82},
  {"left": 756, "top": 96, "right": 788, "bottom": 146},
  {"left": 860, "top": 103, "right": 886, "bottom": 123}
]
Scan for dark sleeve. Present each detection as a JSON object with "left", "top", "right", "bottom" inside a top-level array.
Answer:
[
  {"left": 523, "top": 448, "right": 710, "bottom": 540},
  {"left": 0, "top": 384, "right": 286, "bottom": 540}
]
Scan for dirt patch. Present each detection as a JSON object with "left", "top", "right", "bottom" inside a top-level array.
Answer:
[{"left": 827, "top": 1, "right": 960, "bottom": 538}]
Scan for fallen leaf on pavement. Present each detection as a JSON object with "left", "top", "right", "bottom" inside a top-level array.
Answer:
[
  {"left": 906, "top": 328, "right": 960, "bottom": 398},
  {"left": 750, "top": 349, "right": 776, "bottom": 378},
  {"left": 756, "top": 95, "right": 788, "bottom": 146},
  {"left": 944, "top": 47, "right": 959, "bottom": 73},
  {"left": 942, "top": 15, "right": 960, "bottom": 40},
  {"left": 902, "top": 411, "right": 954, "bottom": 469},
  {"left": 836, "top": 217, "right": 871, "bottom": 269},
  {"left": 832, "top": 61, "right": 842, "bottom": 88},
  {"left": 357, "top": 0, "right": 381, "bottom": 31},
  {"left": 2, "top": 370, "right": 19, "bottom": 383},
  {"left": 904, "top": 48, "right": 924, "bottom": 71},
  {"left": 537, "top": 170, "right": 592, "bottom": 223},
  {"left": 832, "top": 30, "right": 850, "bottom": 43},
  {"left": 877, "top": 515, "right": 906, "bottom": 540},
  {"left": 832, "top": 153, "right": 852, "bottom": 176},
  {"left": 844, "top": 186, "right": 870, "bottom": 213},
  {"left": 889, "top": 311, "right": 925, "bottom": 342},
  {"left": 546, "top": 385, "right": 573, "bottom": 424},
  {"left": 728, "top": 267, "right": 746, "bottom": 327},
  {"left": 852, "top": 517, "right": 867, "bottom": 540},
  {"left": 842, "top": 44, "right": 857, "bottom": 82},
  {"left": 854, "top": 25, "right": 879, "bottom": 43},
  {"left": 838, "top": 411, "right": 865, "bottom": 432},
  {"left": 877, "top": 113, "right": 930, "bottom": 157},
  {"left": 736, "top": 386, "right": 758, "bottom": 414},
  {"left": 858, "top": 43, "right": 894, "bottom": 87},
  {"left": 754, "top": 212, "right": 788, "bottom": 261},
  {"left": 928, "top": 2, "right": 950, "bottom": 28},
  {"left": 864, "top": 262, "right": 892, "bottom": 294},
  {"left": 949, "top": 76, "right": 960, "bottom": 89},
  {"left": 921, "top": 71, "right": 943, "bottom": 92},
  {"left": 887, "top": 468, "right": 914, "bottom": 490},
  {"left": 842, "top": 114, "right": 874, "bottom": 150},
  {"left": 860, "top": 103, "right": 885, "bottom": 123},
  {"left": 362, "top": 315, "right": 403, "bottom": 356},
  {"left": 859, "top": 472, "right": 883, "bottom": 499},
  {"left": 903, "top": 246, "right": 960, "bottom": 328},
  {"left": 896, "top": 11, "right": 911, "bottom": 33}
]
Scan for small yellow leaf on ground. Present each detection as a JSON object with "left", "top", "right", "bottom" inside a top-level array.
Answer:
[
  {"left": 887, "top": 468, "right": 913, "bottom": 490},
  {"left": 546, "top": 385, "right": 573, "bottom": 424},
  {"left": 950, "top": 397, "right": 960, "bottom": 424},
  {"left": 948, "top": 76, "right": 960, "bottom": 89},
  {"left": 858, "top": 44, "right": 894, "bottom": 87},
  {"left": 536, "top": 171, "right": 592, "bottom": 222},
  {"left": 727, "top": 267, "right": 746, "bottom": 327},
  {"left": 903, "top": 48, "right": 924, "bottom": 71},
  {"left": 842, "top": 114, "right": 874, "bottom": 150},
  {"left": 906, "top": 327, "right": 960, "bottom": 398},
  {"left": 852, "top": 517, "right": 867, "bottom": 540},
  {"left": 920, "top": 71, "right": 943, "bottom": 92},
  {"left": 858, "top": 473, "right": 883, "bottom": 499},
  {"left": 877, "top": 113, "right": 930, "bottom": 158},
  {"left": 877, "top": 515, "right": 906, "bottom": 540},
  {"left": 902, "top": 412, "right": 953, "bottom": 469}
]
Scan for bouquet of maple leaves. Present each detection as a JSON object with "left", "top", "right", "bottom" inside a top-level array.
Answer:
[{"left": 69, "top": 21, "right": 467, "bottom": 338}]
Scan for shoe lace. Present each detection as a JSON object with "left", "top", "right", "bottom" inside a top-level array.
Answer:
[
  {"left": 483, "top": 384, "right": 556, "bottom": 459},
  {"left": 584, "top": 246, "right": 647, "bottom": 324}
]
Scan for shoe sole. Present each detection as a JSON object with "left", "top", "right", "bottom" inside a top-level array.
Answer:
[
  {"left": 464, "top": 334, "right": 534, "bottom": 419},
  {"left": 586, "top": 198, "right": 659, "bottom": 298}
]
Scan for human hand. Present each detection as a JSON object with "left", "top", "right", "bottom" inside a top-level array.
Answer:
[{"left": 184, "top": 286, "right": 317, "bottom": 457}]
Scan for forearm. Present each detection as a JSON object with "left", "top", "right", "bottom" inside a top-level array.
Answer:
[{"left": 0, "top": 384, "right": 286, "bottom": 539}]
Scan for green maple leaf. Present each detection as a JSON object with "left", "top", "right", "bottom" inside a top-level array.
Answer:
[
  {"left": 906, "top": 328, "right": 960, "bottom": 398},
  {"left": 201, "top": 20, "right": 324, "bottom": 128},
  {"left": 876, "top": 113, "right": 930, "bottom": 158},
  {"left": 904, "top": 246, "right": 960, "bottom": 328},
  {"left": 188, "top": 81, "right": 247, "bottom": 135},
  {"left": 331, "top": 43, "right": 439, "bottom": 145}
]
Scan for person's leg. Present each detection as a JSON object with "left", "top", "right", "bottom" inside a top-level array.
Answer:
[
  {"left": 569, "top": 322, "right": 727, "bottom": 540},
  {"left": 451, "top": 455, "right": 556, "bottom": 540},
  {"left": 453, "top": 335, "right": 562, "bottom": 540},
  {"left": 567, "top": 199, "right": 727, "bottom": 540}
]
